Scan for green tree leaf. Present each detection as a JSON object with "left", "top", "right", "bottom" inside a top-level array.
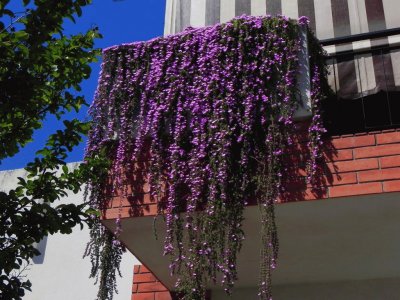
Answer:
[{"left": 0, "top": 1, "right": 107, "bottom": 299}]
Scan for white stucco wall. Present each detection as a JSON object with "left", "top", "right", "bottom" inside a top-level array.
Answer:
[{"left": 0, "top": 165, "right": 139, "bottom": 300}]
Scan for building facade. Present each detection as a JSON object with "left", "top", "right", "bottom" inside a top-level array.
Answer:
[{"left": 109, "top": 1, "right": 400, "bottom": 299}]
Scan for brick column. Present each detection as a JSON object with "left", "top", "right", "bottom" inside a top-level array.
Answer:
[{"left": 132, "top": 265, "right": 173, "bottom": 300}]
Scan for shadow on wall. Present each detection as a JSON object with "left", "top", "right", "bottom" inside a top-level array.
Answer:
[
  {"left": 32, "top": 236, "right": 48, "bottom": 264},
  {"left": 279, "top": 123, "right": 335, "bottom": 203},
  {"left": 102, "top": 125, "right": 344, "bottom": 218}
]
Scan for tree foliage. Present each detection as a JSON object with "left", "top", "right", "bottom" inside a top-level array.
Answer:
[{"left": 0, "top": 1, "right": 104, "bottom": 298}]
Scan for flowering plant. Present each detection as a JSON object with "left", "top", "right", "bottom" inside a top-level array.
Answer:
[{"left": 85, "top": 15, "right": 328, "bottom": 300}]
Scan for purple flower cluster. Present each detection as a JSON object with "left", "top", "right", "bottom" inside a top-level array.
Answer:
[{"left": 86, "top": 15, "right": 328, "bottom": 300}]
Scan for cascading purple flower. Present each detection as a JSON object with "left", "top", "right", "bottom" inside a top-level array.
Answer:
[{"left": 85, "top": 15, "right": 329, "bottom": 300}]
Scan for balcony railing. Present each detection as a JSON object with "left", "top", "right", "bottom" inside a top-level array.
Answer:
[{"left": 321, "top": 28, "right": 400, "bottom": 135}]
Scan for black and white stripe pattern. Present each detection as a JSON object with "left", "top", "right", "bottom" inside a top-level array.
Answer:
[{"left": 164, "top": 0, "right": 400, "bottom": 98}]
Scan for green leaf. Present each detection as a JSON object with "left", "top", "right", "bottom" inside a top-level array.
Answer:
[
  {"left": 14, "top": 31, "right": 29, "bottom": 40},
  {"left": 85, "top": 208, "right": 101, "bottom": 217}
]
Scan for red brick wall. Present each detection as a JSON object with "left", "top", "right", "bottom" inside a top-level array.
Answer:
[
  {"left": 325, "top": 130, "right": 400, "bottom": 196},
  {"left": 280, "top": 130, "right": 400, "bottom": 201},
  {"left": 132, "top": 265, "right": 212, "bottom": 300},
  {"left": 104, "top": 130, "right": 400, "bottom": 220},
  {"left": 132, "top": 265, "right": 172, "bottom": 300}
]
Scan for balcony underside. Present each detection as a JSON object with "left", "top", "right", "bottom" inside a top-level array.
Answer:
[{"left": 103, "top": 191, "right": 400, "bottom": 292}]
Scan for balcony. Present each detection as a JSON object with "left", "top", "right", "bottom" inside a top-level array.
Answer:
[
  {"left": 89, "top": 8, "right": 400, "bottom": 300},
  {"left": 101, "top": 128, "right": 400, "bottom": 298}
]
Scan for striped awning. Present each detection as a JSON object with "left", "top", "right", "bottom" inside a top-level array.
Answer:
[{"left": 164, "top": 0, "right": 400, "bottom": 99}]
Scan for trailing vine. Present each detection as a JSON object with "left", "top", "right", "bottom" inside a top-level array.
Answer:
[{"left": 85, "top": 15, "right": 329, "bottom": 300}]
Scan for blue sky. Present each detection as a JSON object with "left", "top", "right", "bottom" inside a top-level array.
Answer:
[{"left": 0, "top": 0, "right": 166, "bottom": 170}]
